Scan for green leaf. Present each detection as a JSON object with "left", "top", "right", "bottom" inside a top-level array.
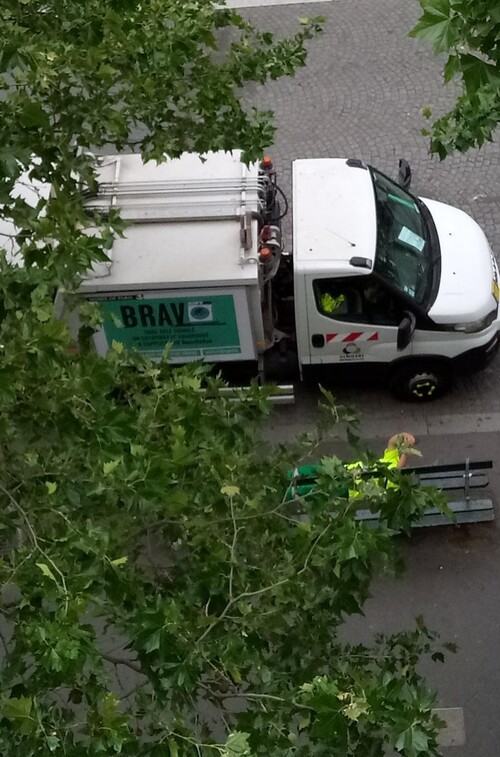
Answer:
[
  {"left": 130, "top": 443, "right": 146, "bottom": 456},
  {"left": 460, "top": 54, "right": 500, "bottom": 95},
  {"left": 1, "top": 697, "right": 36, "bottom": 733},
  {"left": 260, "top": 666, "right": 271, "bottom": 684},
  {"left": 46, "top": 735, "right": 60, "bottom": 752},
  {"left": 143, "top": 630, "right": 161, "bottom": 653},
  {"left": 101, "top": 693, "right": 119, "bottom": 727},
  {"left": 227, "top": 663, "right": 242, "bottom": 683},
  {"left": 395, "top": 724, "right": 429, "bottom": 754},
  {"left": 410, "top": 726, "right": 430, "bottom": 753},
  {"left": 110, "top": 556, "right": 128, "bottom": 566},
  {"left": 45, "top": 481, "right": 57, "bottom": 494},
  {"left": 36, "top": 562, "right": 58, "bottom": 584},
  {"left": 103, "top": 459, "right": 120, "bottom": 475},
  {"left": 48, "top": 648, "right": 63, "bottom": 672},
  {"left": 223, "top": 732, "right": 252, "bottom": 757},
  {"left": 298, "top": 714, "right": 310, "bottom": 731},
  {"left": 1, "top": 696, "right": 32, "bottom": 720},
  {"left": 221, "top": 485, "right": 240, "bottom": 497},
  {"left": 443, "top": 54, "right": 460, "bottom": 83},
  {"left": 409, "top": 3, "right": 458, "bottom": 53},
  {"left": 20, "top": 101, "right": 49, "bottom": 128}
]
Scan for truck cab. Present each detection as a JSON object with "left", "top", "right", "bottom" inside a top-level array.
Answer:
[{"left": 292, "top": 158, "right": 500, "bottom": 399}]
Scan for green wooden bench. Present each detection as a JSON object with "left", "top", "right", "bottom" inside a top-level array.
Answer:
[{"left": 285, "top": 459, "right": 495, "bottom": 527}]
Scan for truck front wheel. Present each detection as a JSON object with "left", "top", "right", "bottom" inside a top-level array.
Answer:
[{"left": 390, "top": 361, "right": 452, "bottom": 402}]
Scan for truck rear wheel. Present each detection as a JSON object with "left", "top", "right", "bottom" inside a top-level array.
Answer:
[{"left": 390, "top": 361, "right": 451, "bottom": 402}]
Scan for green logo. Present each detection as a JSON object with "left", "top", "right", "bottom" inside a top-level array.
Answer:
[{"left": 98, "top": 294, "right": 241, "bottom": 359}]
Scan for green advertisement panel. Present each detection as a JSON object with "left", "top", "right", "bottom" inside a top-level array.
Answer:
[{"left": 99, "top": 294, "right": 241, "bottom": 359}]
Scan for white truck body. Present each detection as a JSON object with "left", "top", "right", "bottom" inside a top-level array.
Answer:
[
  {"left": 8, "top": 150, "right": 498, "bottom": 400},
  {"left": 74, "top": 152, "right": 268, "bottom": 365}
]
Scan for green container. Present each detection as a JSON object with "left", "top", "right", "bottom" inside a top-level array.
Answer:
[{"left": 285, "top": 464, "right": 349, "bottom": 501}]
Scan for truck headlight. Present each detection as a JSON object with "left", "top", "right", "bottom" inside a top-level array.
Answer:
[{"left": 451, "top": 308, "right": 497, "bottom": 333}]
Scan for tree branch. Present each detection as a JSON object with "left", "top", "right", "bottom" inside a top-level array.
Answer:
[
  {"left": 228, "top": 497, "right": 239, "bottom": 602},
  {"left": 298, "top": 522, "right": 332, "bottom": 575},
  {"left": 239, "top": 579, "right": 289, "bottom": 600},
  {"left": 0, "top": 624, "right": 9, "bottom": 656},
  {"left": 127, "top": 491, "right": 309, "bottom": 540},
  {"left": 196, "top": 578, "right": 289, "bottom": 644},
  {"left": 198, "top": 682, "right": 314, "bottom": 711},
  {"left": 0, "top": 483, "right": 69, "bottom": 614}
]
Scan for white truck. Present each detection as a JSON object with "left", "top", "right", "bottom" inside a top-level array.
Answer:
[{"left": 61, "top": 150, "right": 500, "bottom": 401}]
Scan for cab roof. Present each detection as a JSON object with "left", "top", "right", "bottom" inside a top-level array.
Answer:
[{"left": 292, "top": 158, "right": 377, "bottom": 276}]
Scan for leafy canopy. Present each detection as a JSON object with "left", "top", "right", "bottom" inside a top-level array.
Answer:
[
  {"left": 411, "top": 0, "right": 500, "bottom": 157},
  {"left": 0, "top": 0, "right": 451, "bottom": 754}
]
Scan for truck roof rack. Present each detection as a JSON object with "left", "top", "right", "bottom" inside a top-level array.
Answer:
[{"left": 82, "top": 153, "right": 263, "bottom": 224}]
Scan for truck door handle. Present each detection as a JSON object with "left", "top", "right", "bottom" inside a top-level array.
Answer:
[{"left": 311, "top": 334, "right": 325, "bottom": 348}]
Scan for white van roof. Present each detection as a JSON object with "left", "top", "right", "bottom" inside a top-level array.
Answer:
[{"left": 293, "top": 158, "right": 377, "bottom": 277}]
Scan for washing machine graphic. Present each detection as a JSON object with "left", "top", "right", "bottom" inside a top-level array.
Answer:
[{"left": 187, "top": 301, "right": 214, "bottom": 324}]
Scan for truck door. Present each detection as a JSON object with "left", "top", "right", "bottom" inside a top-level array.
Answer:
[{"left": 304, "top": 275, "right": 413, "bottom": 366}]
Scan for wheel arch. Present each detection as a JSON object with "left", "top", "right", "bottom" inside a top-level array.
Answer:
[{"left": 389, "top": 354, "right": 454, "bottom": 373}]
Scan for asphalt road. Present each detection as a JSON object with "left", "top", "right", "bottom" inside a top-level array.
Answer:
[{"left": 236, "top": 0, "right": 500, "bottom": 753}]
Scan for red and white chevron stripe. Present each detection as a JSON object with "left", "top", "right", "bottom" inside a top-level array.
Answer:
[{"left": 325, "top": 332, "right": 379, "bottom": 343}]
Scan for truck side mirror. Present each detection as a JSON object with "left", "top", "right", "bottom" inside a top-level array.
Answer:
[
  {"left": 398, "top": 159, "right": 412, "bottom": 190},
  {"left": 397, "top": 311, "right": 416, "bottom": 351}
]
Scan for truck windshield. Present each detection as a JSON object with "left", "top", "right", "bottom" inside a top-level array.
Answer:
[{"left": 370, "top": 168, "right": 433, "bottom": 306}]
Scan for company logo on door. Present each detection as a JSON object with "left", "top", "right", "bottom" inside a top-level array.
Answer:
[{"left": 340, "top": 342, "right": 364, "bottom": 362}]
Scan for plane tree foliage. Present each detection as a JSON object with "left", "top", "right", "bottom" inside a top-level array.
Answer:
[
  {"left": 412, "top": 0, "right": 500, "bottom": 157},
  {"left": 0, "top": 0, "right": 450, "bottom": 754}
]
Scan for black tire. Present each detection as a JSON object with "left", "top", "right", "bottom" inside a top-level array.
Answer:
[{"left": 390, "top": 361, "right": 452, "bottom": 402}]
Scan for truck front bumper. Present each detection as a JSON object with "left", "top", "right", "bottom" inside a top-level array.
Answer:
[{"left": 453, "top": 331, "right": 500, "bottom": 374}]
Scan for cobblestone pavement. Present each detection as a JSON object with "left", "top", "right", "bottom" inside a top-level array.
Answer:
[{"left": 238, "top": 0, "right": 500, "bottom": 425}]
